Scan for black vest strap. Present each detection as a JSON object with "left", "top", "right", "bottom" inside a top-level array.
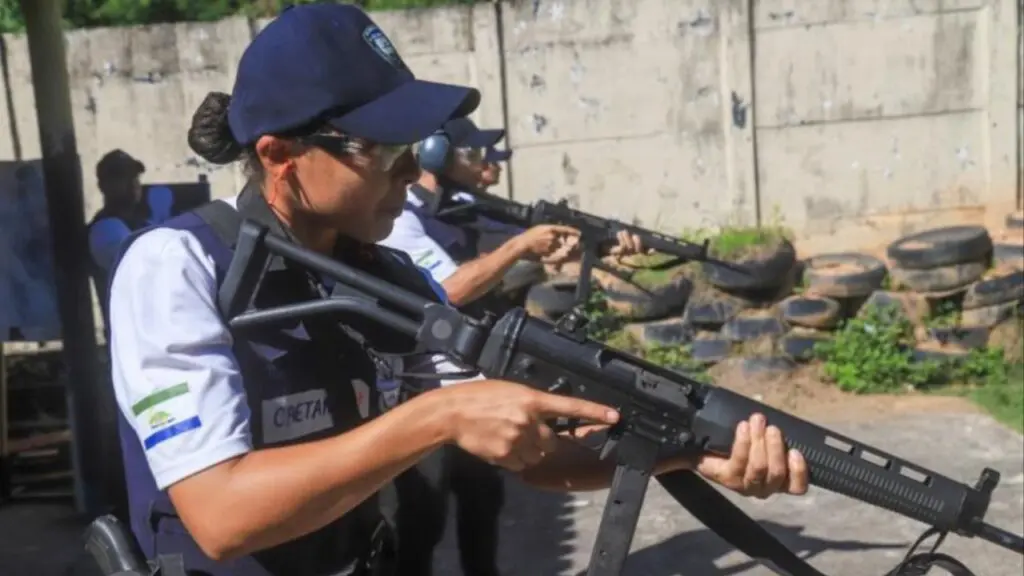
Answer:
[{"left": 407, "top": 183, "right": 443, "bottom": 216}]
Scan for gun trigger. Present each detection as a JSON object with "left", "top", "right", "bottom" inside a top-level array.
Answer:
[
  {"left": 566, "top": 417, "right": 580, "bottom": 435},
  {"left": 598, "top": 436, "right": 619, "bottom": 460}
]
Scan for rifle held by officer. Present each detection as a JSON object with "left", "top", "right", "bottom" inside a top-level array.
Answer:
[
  {"left": 426, "top": 190, "right": 742, "bottom": 305},
  {"left": 219, "top": 219, "right": 1024, "bottom": 576}
]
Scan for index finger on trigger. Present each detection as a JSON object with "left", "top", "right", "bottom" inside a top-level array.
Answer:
[{"left": 531, "top": 391, "right": 619, "bottom": 425}]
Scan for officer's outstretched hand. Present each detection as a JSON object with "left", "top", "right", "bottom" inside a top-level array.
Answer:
[
  {"left": 516, "top": 224, "right": 580, "bottom": 263},
  {"left": 437, "top": 379, "right": 618, "bottom": 472},
  {"left": 608, "top": 231, "right": 659, "bottom": 260},
  {"left": 694, "top": 413, "right": 809, "bottom": 499},
  {"left": 608, "top": 230, "right": 644, "bottom": 258}
]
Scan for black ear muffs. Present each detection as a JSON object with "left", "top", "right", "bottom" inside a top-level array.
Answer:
[{"left": 416, "top": 130, "right": 452, "bottom": 174}]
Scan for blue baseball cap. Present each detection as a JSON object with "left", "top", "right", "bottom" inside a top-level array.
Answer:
[
  {"left": 443, "top": 117, "right": 505, "bottom": 148},
  {"left": 227, "top": 3, "right": 480, "bottom": 146},
  {"left": 484, "top": 147, "right": 512, "bottom": 163}
]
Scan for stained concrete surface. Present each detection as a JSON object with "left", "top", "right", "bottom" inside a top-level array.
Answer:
[{"left": 1, "top": 412, "right": 1021, "bottom": 575}]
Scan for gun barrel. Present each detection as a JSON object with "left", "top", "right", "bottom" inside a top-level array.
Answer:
[
  {"left": 691, "top": 387, "right": 1001, "bottom": 541},
  {"left": 976, "top": 522, "right": 1024, "bottom": 553}
]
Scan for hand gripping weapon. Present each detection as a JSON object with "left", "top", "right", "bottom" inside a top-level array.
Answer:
[{"left": 220, "top": 219, "right": 1024, "bottom": 576}]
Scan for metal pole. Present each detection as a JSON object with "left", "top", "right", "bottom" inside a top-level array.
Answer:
[
  {"left": 19, "top": 0, "right": 111, "bottom": 517},
  {"left": 492, "top": 0, "right": 516, "bottom": 200}
]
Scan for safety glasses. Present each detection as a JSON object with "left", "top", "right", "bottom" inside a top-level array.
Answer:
[
  {"left": 455, "top": 147, "right": 484, "bottom": 165},
  {"left": 302, "top": 133, "right": 411, "bottom": 172}
]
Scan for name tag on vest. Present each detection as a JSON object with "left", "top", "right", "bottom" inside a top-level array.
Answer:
[{"left": 262, "top": 389, "right": 335, "bottom": 444}]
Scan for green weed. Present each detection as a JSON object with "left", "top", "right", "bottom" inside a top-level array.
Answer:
[{"left": 814, "top": 302, "right": 1021, "bottom": 430}]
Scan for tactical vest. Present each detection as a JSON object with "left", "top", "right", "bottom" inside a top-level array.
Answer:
[
  {"left": 108, "top": 188, "right": 445, "bottom": 576},
  {"left": 404, "top": 184, "right": 479, "bottom": 263}
]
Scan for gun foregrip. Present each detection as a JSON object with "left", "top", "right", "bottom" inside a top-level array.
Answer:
[
  {"left": 84, "top": 514, "right": 149, "bottom": 575},
  {"left": 692, "top": 387, "right": 981, "bottom": 532}
]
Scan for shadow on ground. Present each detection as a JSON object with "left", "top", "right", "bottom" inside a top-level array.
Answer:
[
  {"left": 434, "top": 470, "right": 579, "bottom": 575},
  {"left": 438, "top": 472, "right": 908, "bottom": 576},
  {"left": 593, "top": 521, "right": 907, "bottom": 576}
]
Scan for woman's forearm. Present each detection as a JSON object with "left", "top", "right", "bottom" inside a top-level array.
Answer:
[
  {"left": 442, "top": 237, "right": 526, "bottom": 305},
  {"left": 171, "top": 391, "right": 453, "bottom": 560}
]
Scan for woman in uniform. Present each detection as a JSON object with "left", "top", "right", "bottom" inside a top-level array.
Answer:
[{"left": 105, "top": 4, "right": 809, "bottom": 576}]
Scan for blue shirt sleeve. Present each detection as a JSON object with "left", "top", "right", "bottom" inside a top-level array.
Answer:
[{"left": 88, "top": 217, "right": 133, "bottom": 272}]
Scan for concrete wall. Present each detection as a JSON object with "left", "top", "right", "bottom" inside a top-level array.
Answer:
[
  {"left": 498, "top": 0, "right": 759, "bottom": 234},
  {"left": 750, "top": 0, "right": 1021, "bottom": 250},
  {"left": 0, "top": 0, "right": 1019, "bottom": 254}
]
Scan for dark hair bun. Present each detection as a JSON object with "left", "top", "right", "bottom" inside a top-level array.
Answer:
[{"left": 188, "top": 92, "right": 242, "bottom": 165}]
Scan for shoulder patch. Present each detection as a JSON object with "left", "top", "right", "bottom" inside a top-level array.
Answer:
[
  {"left": 413, "top": 249, "right": 442, "bottom": 270},
  {"left": 132, "top": 382, "right": 202, "bottom": 450}
]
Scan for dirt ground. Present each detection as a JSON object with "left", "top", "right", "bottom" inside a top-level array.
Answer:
[{"left": 707, "top": 361, "right": 981, "bottom": 421}]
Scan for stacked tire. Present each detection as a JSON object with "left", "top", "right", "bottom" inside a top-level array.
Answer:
[
  {"left": 782, "top": 252, "right": 889, "bottom": 363},
  {"left": 524, "top": 217, "right": 1022, "bottom": 374},
  {"left": 991, "top": 211, "right": 1024, "bottom": 270},
  {"left": 884, "top": 226, "right": 1006, "bottom": 363},
  {"left": 595, "top": 256, "right": 697, "bottom": 344},
  {"left": 598, "top": 262, "right": 693, "bottom": 323},
  {"left": 670, "top": 237, "right": 801, "bottom": 374},
  {"left": 523, "top": 275, "right": 579, "bottom": 322},
  {"left": 524, "top": 257, "right": 694, "bottom": 325}
]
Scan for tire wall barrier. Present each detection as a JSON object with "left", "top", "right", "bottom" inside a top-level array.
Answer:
[{"left": 524, "top": 218, "right": 1024, "bottom": 373}]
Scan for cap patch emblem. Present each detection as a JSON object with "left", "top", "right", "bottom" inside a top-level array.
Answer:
[{"left": 362, "top": 26, "right": 406, "bottom": 71}]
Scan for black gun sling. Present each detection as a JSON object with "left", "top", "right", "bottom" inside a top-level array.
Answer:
[
  {"left": 658, "top": 466, "right": 976, "bottom": 575},
  {"left": 196, "top": 200, "right": 975, "bottom": 576}
]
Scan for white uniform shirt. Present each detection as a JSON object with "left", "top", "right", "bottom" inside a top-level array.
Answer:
[
  {"left": 108, "top": 195, "right": 479, "bottom": 491},
  {"left": 377, "top": 190, "right": 460, "bottom": 283}
]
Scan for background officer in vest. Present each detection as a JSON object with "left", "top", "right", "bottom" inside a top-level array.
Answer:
[
  {"left": 87, "top": 149, "right": 149, "bottom": 320},
  {"left": 381, "top": 119, "right": 646, "bottom": 309},
  {"left": 104, "top": 4, "right": 809, "bottom": 576},
  {"left": 429, "top": 119, "right": 526, "bottom": 255},
  {"left": 376, "top": 121, "right": 679, "bottom": 575},
  {"left": 380, "top": 121, "right": 576, "bottom": 576}
]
